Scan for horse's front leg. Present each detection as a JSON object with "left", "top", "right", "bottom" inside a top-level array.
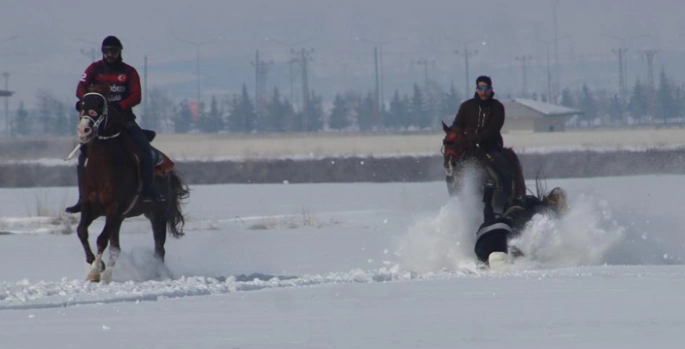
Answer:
[
  {"left": 77, "top": 207, "right": 97, "bottom": 265},
  {"left": 89, "top": 215, "right": 123, "bottom": 282},
  {"left": 87, "top": 214, "right": 123, "bottom": 283}
]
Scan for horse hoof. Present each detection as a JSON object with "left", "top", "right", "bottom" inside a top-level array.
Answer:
[
  {"left": 100, "top": 269, "right": 113, "bottom": 284},
  {"left": 86, "top": 272, "right": 101, "bottom": 283}
]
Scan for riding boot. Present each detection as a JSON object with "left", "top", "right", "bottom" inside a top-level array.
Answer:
[
  {"left": 126, "top": 122, "right": 165, "bottom": 203},
  {"left": 65, "top": 148, "right": 86, "bottom": 213}
]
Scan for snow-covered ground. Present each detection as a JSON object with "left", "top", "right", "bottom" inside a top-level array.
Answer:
[{"left": 1, "top": 175, "right": 684, "bottom": 348}]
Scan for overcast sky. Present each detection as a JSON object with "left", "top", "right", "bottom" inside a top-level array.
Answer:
[{"left": 1, "top": 0, "right": 684, "bottom": 108}]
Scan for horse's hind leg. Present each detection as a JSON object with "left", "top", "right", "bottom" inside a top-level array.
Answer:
[
  {"left": 148, "top": 210, "right": 172, "bottom": 280},
  {"left": 150, "top": 210, "right": 168, "bottom": 262}
]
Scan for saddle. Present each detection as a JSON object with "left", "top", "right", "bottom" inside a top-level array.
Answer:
[{"left": 129, "top": 129, "right": 175, "bottom": 177}]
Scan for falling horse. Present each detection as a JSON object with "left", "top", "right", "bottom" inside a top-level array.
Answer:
[
  {"left": 72, "top": 85, "right": 189, "bottom": 282},
  {"left": 441, "top": 121, "right": 526, "bottom": 213}
]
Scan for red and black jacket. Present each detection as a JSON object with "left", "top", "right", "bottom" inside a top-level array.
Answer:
[{"left": 76, "top": 60, "right": 141, "bottom": 119}]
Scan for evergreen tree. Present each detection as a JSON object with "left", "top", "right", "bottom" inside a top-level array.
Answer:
[
  {"left": 580, "top": 84, "right": 597, "bottom": 121},
  {"left": 228, "top": 84, "right": 256, "bottom": 133},
  {"left": 441, "top": 83, "right": 461, "bottom": 119},
  {"left": 409, "top": 84, "right": 426, "bottom": 129},
  {"left": 262, "top": 87, "right": 284, "bottom": 132},
  {"left": 304, "top": 91, "right": 324, "bottom": 132},
  {"left": 656, "top": 67, "right": 676, "bottom": 119},
  {"left": 386, "top": 90, "right": 408, "bottom": 130},
  {"left": 197, "top": 96, "right": 223, "bottom": 133},
  {"left": 15, "top": 101, "right": 30, "bottom": 136},
  {"left": 174, "top": 100, "right": 193, "bottom": 133},
  {"left": 329, "top": 93, "right": 350, "bottom": 130},
  {"left": 560, "top": 88, "right": 575, "bottom": 108},
  {"left": 356, "top": 92, "right": 376, "bottom": 131}
]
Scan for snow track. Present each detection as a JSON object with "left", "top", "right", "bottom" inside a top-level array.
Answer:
[{"left": 0, "top": 267, "right": 483, "bottom": 311}]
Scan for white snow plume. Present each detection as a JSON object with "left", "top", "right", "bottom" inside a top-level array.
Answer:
[
  {"left": 510, "top": 193, "right": 625, "bottom": 269},
  {"left": 393, "top": 169, "right": 484, "bottom": 274},
  {"left": 105, "top": 247, "right": 173, "bottom": 283}
]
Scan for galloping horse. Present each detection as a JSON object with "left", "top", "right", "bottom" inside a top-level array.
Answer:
[
  {"left": 441, "top": 121, "right": 526, "bottom": 213},
  {"left": 73, "top": 85, "right": 189, "bottom": 282}
]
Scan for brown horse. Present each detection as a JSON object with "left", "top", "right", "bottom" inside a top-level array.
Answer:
[
  {"left": 74, "top": 85, "right": 189, "bottom": 282},
  {"left": 441, "top": 121, "right": 526, "bottom": 213}
]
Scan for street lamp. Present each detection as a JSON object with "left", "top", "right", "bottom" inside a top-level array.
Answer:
[{"left": 174, "top": 35, "right": 223, "bottom": 107}]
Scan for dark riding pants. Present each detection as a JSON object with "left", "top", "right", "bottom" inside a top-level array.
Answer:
[{"left": 124, "top": 121, "right": 156, "bottom": 196}]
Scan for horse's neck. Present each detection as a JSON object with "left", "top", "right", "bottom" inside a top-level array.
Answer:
[{"left": 88, "top": 137, "right": 131, "bottom": 168}]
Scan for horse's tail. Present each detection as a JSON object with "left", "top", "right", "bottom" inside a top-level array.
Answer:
[
  {"left": 534, "top": 170, "right": 548, "bottom": 200},
  {"left": 167, "top": 169, "right": 190, "bottom": 238}
]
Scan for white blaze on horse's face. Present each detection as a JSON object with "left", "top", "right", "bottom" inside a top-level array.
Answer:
[{"left": 78, "top": 117, "right": 95, "bottom": 143}]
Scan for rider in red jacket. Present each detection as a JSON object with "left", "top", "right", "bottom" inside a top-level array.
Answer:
[{"left": 66, "top": 36, "right": 164, "bottom": 214}]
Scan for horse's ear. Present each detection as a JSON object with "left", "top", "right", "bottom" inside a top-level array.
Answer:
[{"left": 442, "top": 121, "right": 450, "bottom": 133}]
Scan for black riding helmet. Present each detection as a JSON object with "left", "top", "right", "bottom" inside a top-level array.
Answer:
[
  {"left": 102, "top": 36, "right": 123, "bottom": 50},
  {"left": 101, "top": 36, "right": 123, "bottom": 64}
]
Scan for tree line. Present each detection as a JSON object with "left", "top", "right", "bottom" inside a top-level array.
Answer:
[{"left": 10, "top": 67, "right": 685, "bottom": 137}]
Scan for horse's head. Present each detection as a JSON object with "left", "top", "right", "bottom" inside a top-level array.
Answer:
[
  {"left": 441, "top": 121, "right": 472, "bottom": 176},
  {"left": 77, "top": 85, "right": 120, "bottom": 143}
]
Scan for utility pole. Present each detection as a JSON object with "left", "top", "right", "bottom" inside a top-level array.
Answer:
[
  {"left": 612, "top": 47, "right": 628, "bottom": 102},
  {"left": 533, "top": 36, "right": 569, "bottom": 104},
  {"left": 603, "top": 33, "right": 650, "bottom": 103},
  {"left": 374, "top": 47, "right": 380, "bottom": 121},
  {"left": 553, "top": 0, "right": 561, "bottom": 96},
  {"left": 536, "top": 40, "right": 554, "bottom": 102},
  {"left": 251, "top": 50, "right": 273, "bottom": 119},
  {"left": 174, "top": 35, "right": 223, "bottom": 109},
  {"left": 0, "top": 36, "right": 17, "bottom": 138},
  {"left": 143, "top": 55, "right": 148, "bottom": 122},
  {"left": 515, "top": 55, "right": 533, "bottom": 97},
  {"left": 264, "top": 36, "right": 317, "bottom": 107},
  {"left": 289, "top": 48, "right": 314, "bottom": 131},
  {"left": 3, "top": 72, "right": 10, "bottom": 138},
  {"left": 446, "top": 37, "right": 487, "bottom": 95},
  {"left": 641, "top": 49, "right": 659, "bottom": 117},
  {"left": 355, "top": 37, "right": 394, "bottom": 112},
  {"left": 455, "top": 47, "right": 479, "bottom": 95}
]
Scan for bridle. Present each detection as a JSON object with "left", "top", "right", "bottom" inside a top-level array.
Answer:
[{"left": 80, "top": 92, "right": 120, "bottom": 140}]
